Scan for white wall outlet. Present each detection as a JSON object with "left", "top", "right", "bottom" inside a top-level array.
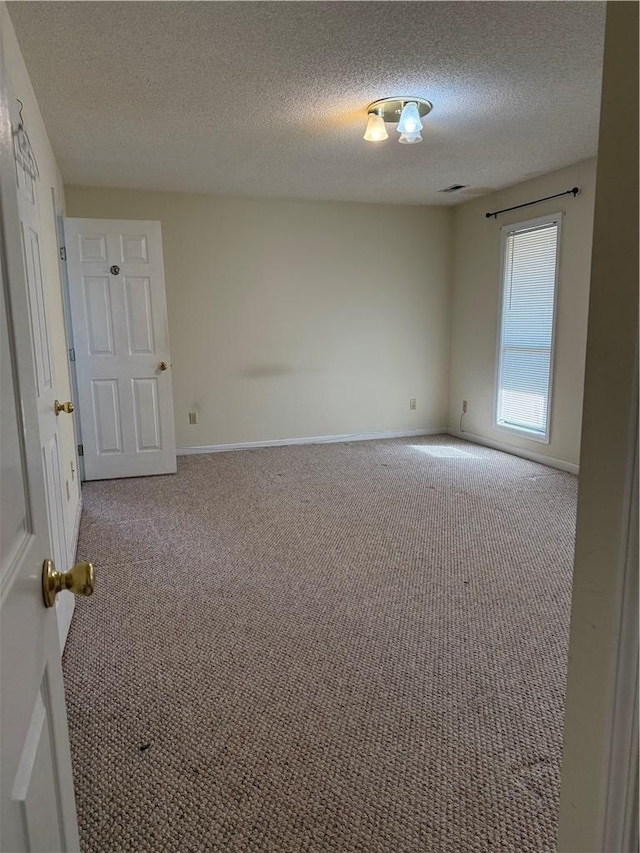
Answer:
[
  {"left": 462, "top": 400, "right": 468, "bottom": 413},
  {"left": 188, "top": 412, "right": 199, "bottom": 425},
  {"left": 409, "top": 398, "right": 417, "bottom": 411}
]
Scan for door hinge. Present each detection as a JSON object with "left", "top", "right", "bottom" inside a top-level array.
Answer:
[
  {"left": 59, "top": 246, "right": 66, "bottom": 261},
  {"left": 77, "top": 444, "right": 84, "bottom": 457},
  {"left": 69, "top": 347, "right": 75, "bottom": 362}
]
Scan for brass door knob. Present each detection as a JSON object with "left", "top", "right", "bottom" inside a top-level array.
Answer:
[
  {"left": 54, "top": 400, "right": 74, "bottom": 416},
  {"left": 158, "top": 361, "right": 168, "bottom": 371},
  {"left": 42, "top": 559, "right": 95, "bottom": 608}
]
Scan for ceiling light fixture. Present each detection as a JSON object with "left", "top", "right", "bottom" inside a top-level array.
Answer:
[
  {"left": 363, "top": 109, "right": 388, "bottom": 142},
  {"left": 399, "top": 131, "right": 423, "bottom": 145},
  {"left": 396, "top": 102, "right": 423, "bottom": 134},
  {"left": 364, "top": 97, "right": 432, "bottom": 145}
]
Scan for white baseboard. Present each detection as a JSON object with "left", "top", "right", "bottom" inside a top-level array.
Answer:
[
  {"left": 447, "top": 428, "right": 579, "bottom": 474},
  {"left": 57, "top": 493, "right": 83, "bottom": 654},
  {"left": 180, "top": 425, "right": 578, "bottom": 471},
  {"left": 177, "top": 427, "right": 447, "bottom": 456}
]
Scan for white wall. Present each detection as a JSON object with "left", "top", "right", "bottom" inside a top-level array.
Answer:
[
  {"left": 558, "top": 2, "right": 638, "bottom": 848},
  {"left": 65, "top": 188, "right": 453, "bottom": 449},
  {"left": 1, "top": 8, "right": 80, "bottom": 551},
  {"left": 449, "top": 159, "right": 596, "bottom": 467},
  {"left": 8, "top": 5, "right": 593, "bottom": 468}
]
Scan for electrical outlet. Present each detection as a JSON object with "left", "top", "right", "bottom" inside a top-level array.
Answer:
[
  {"left": 462, "top": 400, "right": 468, "bottom": 414},
  {"left": 188, "top": 412, "right": 199, "bottom": 425},
  {"left": 409, "top": 398, "right": 417, "bottom": 411}
]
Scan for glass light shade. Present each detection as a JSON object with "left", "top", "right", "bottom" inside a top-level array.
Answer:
[
  {"left": 398, "top": 130, "right": 423, "bottom": 144},
  {"left": 397, "top": 102, "right": 422, "bottom": 134},
  {"left": 363, "top": 112, "right": 388, "bottom": 142}
]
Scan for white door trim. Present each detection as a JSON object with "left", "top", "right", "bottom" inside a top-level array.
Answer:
[
  {"left": 557, "top": 3, "right": 639, "bottom": 848},
  {"left": 602, "top": 407, "right": 639, "bottom": 853},
  {"left": 56, "top": 494, "right": 83, "bottom": 652}
]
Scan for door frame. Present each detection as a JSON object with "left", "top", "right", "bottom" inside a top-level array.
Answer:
[
  {"left": 602, "top": 431, "right": 639, "bottom": 852},
  {"left": 557, "top": 2, "right": 639, "bottom": 849},
  {"left": 53, "top": 190, "right": 84, "bottom": 483},
  {"left": 50, "top": 187, "right": 81, "bottom": 649}
]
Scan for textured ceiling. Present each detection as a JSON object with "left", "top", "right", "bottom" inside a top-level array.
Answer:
[{"left": 8, "top": 1, "right": 605, "bottom": 205}]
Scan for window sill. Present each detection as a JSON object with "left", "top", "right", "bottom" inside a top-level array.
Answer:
[{"left": 495, "top": 422, "right": 550, "bottom": 445}]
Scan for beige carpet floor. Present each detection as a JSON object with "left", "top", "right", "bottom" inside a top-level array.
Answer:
[{"left": 63, "top": 435, "right": 577, "bottom": 853}]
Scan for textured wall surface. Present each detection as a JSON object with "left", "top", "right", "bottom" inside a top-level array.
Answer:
[
  {"left": 448, "top": 159, "right": 597, "bottom": 467},
  {"left": 66, "top": 187, "right": 453, "bottom": 448}
]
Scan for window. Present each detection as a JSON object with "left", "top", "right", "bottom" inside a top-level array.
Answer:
[{"left": 495, "top": 214, "right": 561, "bottom": 443}]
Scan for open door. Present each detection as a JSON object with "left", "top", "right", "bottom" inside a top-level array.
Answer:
[
  {"left": 13, "top": 105, "right": 77, "bottom": 653},
  {"left": 0, "top": 38, "right": 88, "bottom": 852},
  {"left": 64, "top": 217, "right": 176, "bottom": 480}
]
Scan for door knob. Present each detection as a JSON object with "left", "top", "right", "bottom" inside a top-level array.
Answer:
[
  {"left": 158, "top": 361, "right": 168, "bottom": 371},
  {"left": 54, "top": 400, "right": 74, "bottom": 416},
  {"left": 42, "top": 559, "right": 95, "bottom": 608}
]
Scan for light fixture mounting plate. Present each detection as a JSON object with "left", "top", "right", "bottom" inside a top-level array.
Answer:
[{"left": 368, "top": 97, "right": 433, "bottom": 122}]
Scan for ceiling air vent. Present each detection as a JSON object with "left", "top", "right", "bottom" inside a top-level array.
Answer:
[{"left": 439, "top": 184, "right": 468, "bottom": 193}]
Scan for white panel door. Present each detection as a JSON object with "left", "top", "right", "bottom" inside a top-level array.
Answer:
[
  {"left": 1, "top": 39, "right": 80, "bottom": 852},
  {"left": 12, "top": 66, "right": 74, "bottom": 648},
  {"left": 64, "top": 218, "right": 176, "bottom": 480}
]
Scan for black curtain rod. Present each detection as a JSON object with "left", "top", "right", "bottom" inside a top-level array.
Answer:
[{"left": 485, "top": 187, "right": 579, "bottom": 220}]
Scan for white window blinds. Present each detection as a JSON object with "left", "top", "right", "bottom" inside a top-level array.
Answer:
[{"left": 496, "top": 217, "right": 560, "bottom": 442}]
